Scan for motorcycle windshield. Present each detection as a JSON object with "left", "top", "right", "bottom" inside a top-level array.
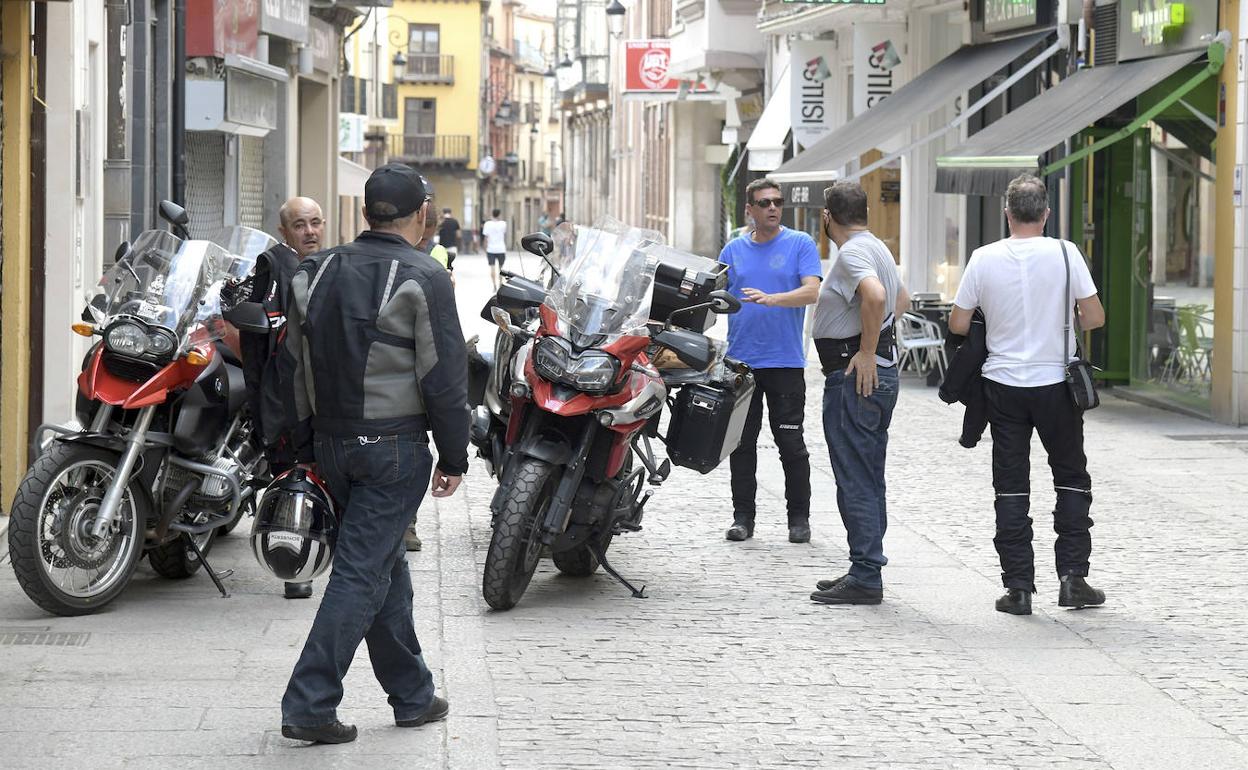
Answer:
[
  {"left": 545, "top": 218, "right": 664, "bottom": 346},
  {"left": 86, "top": 228, "right": 271, "bottom": 346}
]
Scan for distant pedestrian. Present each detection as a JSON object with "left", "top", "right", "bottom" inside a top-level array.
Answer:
[
  {"left": 809, "top": 181, "right": 908, "bottom": 606},
  {"left": 437, "top": 208, "right": 460, "bottom": 265},
  {"left": 718, "top": 179, "right": 821, "bottom": 544},
  {"left": 948, "top": 173, "right": 1107, "bottom": 616},
  {"left": 234, "top": 195, "right": 325, "bottom": 601},
  {"left": 539, "top": 211, "right": 551, "bottom": 236},
  {"left": 279, "top": 163, "right": 467, "bottom": 744},
  {"left": 482, "top": 208, "right": 508, "bottom": 290}
]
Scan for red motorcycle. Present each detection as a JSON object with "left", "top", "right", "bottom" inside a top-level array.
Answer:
[
  {"left": 8, "top": 202, "right": 272, "bottom": 615},
  {"left": 472, "top": 221, "right": 753, "bottom": 610}
]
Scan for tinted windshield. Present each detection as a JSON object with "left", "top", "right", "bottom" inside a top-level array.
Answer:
[
  {"left": 545, "top": 218, "right": 663, "bottom": 346},
  {"left": 86, "top": 227, "right": 274, "bottom": 346}
]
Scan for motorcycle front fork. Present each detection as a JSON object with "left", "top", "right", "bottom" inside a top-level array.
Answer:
[{"left": 90, "top": 404, "right": 156, "bottom": 539}]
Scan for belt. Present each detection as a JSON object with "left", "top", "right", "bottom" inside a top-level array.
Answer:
[{"left": 814, "top": 327, "right": 896, "bottom": 375}]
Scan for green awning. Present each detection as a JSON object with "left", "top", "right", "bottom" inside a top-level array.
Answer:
[{"left": 935, "top": 44, "right": 1224, "bottom": 195}]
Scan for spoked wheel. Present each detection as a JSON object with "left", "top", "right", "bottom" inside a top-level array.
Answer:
[
  {"left": 482, "top": 457, "right": 556, "bottom": 610},
  {"left": 7, "top": 444, "right": 149, "bottom": 616}
]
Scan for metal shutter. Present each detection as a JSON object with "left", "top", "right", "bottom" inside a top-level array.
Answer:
[
  {"left": 237, "top": 135, "right": 265, "bottom": 230},
  {"left": 1093, "top": 3, "right": 1118, "bottom": 68},
  {"left": 184, "top": 132, "right": 225, "bottom": 239}
]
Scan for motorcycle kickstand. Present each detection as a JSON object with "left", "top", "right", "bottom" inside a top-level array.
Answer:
[
  {"left": 186, "top": 536, "right": 232, "bottom": 599},
  {"left": 588, "top": 541, "right": 646, "bottom": 599}
]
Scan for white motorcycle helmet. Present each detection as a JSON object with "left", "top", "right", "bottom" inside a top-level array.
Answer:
[{"left": 250, "top": 468, "right": 338, "bottom": 582}]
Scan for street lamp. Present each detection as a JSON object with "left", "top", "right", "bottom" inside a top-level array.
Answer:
[
  {"left": 606, "top": 0, "right": 626, "bottom": 39},
  {"left": 391, "top": 51, "right": 406, "bottom": 81}
]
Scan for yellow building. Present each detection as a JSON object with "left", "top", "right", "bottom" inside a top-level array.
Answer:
[{"left": 386, "top": 0, "right": 486, "bottom": 244}]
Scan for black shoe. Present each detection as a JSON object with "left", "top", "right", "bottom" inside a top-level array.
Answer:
[
  {"left": 284, "top": 582, "right": 313, "bottom": 600},
  {"left": 725, "top": 523, "right": 753, "bottom": 541},
  {"left": 396, "top": 696, "right": 449, "bottom": 728},
  {"left": 810, "top": 579, "right": 883, "bottom": 605},
  {"left": 281, "top": 721, "right": 358, "bottom": 744},
  {"left": 403, "top": 529, "right": 423, "bottom": 552},
  {"left": 1058, "top": 575, "right": 1105, "bottom": 609},
  {"left": 995, "top": 589, "right": 1032, "bottom": 616},
  {"left": 815, "top": 574, "right": 848, "bottom": 592},
  {"left": 788, "top": 523, "right": 811, "bottom": 543}
]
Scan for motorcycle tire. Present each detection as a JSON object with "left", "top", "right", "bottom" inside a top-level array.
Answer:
[
  {"left": 482, "top": 457, "right": 556, "bottom": 611},
  {"left": 7, "top": 443, "right": 149, "bottom": 616},
  {"left": 551, "top": 531, "right": 614, "bottom": 577},
  {"left": 218, "top": 495, "right": 254, "bottom": 537},
  {"left": 148, "top": 530, "right": 217, "bottom": 579}
]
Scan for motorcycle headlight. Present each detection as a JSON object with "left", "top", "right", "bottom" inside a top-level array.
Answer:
[
  {"left": 146, "top": 329, "right": 177, "bottom": 357},
  {"left": 532, "top": 337, "right": 619, "bottom": 394},
  {"left": 105, "top": 322, "right": 149, "bottom": 357}
]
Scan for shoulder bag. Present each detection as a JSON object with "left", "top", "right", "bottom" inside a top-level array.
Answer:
[{"left": 1060, "top": 240, "right": 1099, "bottom": 411}]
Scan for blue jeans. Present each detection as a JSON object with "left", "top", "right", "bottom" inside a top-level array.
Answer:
[
  {"left": 281, "top": 433, "right": 436, "bottom": 727},
  {"left": 822, "top": 366, "right": 899, "bottom": 590}
]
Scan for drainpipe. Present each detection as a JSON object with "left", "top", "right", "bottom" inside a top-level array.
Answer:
[{"left": 172, "top": 0, "right": 186, "bottom": 205}]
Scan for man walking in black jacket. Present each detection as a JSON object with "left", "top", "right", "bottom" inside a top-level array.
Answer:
[{"left": 279, "top": 163, "right": 469, "bottom": 744}]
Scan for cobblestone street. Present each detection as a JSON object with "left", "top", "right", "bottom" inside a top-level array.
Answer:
[{"left": 1, "top": 252, "right": 1246, "bottom": 768}]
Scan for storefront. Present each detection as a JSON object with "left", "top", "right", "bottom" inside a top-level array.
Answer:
[{"left": 935, "top": 0, "right": 1227, "bottom": 416}]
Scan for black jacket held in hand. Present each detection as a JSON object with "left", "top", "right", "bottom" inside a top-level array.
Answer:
[
  {"left": 285, "top": 230, "right": 471, "bottom": 476},
  {"left": 938, "top": 308, "right": 988, "bottom": 449}
]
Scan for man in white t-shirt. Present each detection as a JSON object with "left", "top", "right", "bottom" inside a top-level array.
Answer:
[
  {"left": 482, "top": 209, "right": 508, "bottom": 289},
  {"left": 949, "top": 174, "right": 1107, "bottom": 617}
]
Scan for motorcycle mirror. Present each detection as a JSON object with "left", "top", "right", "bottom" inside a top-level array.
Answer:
[
  {"left": 158, "top": 200, "right": 191, "bottom": 238},
  {"left": 653, "top": 328, "right": 714, "bottom": 371},
  {"left": 222, "top": 301, "right": 270, "bottom": 334},
  {"left": 113, "top": 240, "right": 132, "bottom": 265},
  {"left": 521, "top": 232, "right": 554, "bottom": 257},
  {"left": 709, "top": 289, "right": 741, "bottom": 315}
]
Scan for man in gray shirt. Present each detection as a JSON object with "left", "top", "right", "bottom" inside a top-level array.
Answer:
[{"left": 809, "top": 181, "right": 908, "bottom": 605}]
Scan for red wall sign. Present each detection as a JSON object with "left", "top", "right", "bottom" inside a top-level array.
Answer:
[
  {"left": 187, "top": 0, "right": 260, "bottom": 59},
  {"left": 624, "top": 40, "right": 678, "bottom": 93}
]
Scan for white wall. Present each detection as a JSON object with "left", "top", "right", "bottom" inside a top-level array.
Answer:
[
  {"left": 669, "top": 100, "right": 725, "bottom": 257},
  {"left": 43, "top": 1, "right": 107, "bottom": 426}
]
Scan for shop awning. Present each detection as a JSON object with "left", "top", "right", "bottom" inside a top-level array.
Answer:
[
  {"left": 770, "top": 31, "right": 1051, "bottom": 184},
  {"left": 935, "top": 44, "right": 1224, "bottom": 195},
  {"left": 746, "top": 68, "right": 791, "bottom": 172},
  {"left": 338, "top": 156, "right": 372, "bottom": 198}
]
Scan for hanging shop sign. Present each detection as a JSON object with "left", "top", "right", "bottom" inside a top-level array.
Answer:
[
  {"left": 982, "top": 0, "right": 1041, "bottom": 34},
  {"left": 187, "top": 0, "right": 260, "bottom": 59},
  {"left": 226, "top": 68, "right": 278, "bottom": 131},
  {"left": 261, "top": 0, "right": 309, "bottom": 45},
  {"left": 852, "top": 23, "right": 906, "bottom": 117},
  {"left": 623, "top": 40, "right": 710, "bottom": 94},
  {"left": 310, "top": 17, "right": 336, "bottom": 74},
  {"left": 1116, "top": 0, "right": 1216, "bottom": 62},
  {"left": 339, "top": 114, "right": 367, "bottom": 153},
  {"left": 790, "top": 40, "right": 838, "bottom": 149}
]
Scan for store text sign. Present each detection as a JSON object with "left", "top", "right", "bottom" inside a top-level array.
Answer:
[
  {"left": 852, "top": 23, "right": 906, "bottom": 117},
  {"left": 781, "top": 0, "right": 885, "bottom": 5},
  {"left": 983, "top": 0, "right": 1038, "bottom": 33},
  {"left": 625, "top": 40, "right": 678, "bottom": 92},
  {"left": 790, "top": 40, "right": 838, "bottom": 149},
  {"left": 1116, "top": 0, "right": 1216, "bottom": 61}
]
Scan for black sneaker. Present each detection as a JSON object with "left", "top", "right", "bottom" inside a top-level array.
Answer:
[
  {"left": 283, "top": 581, "right": 313, "bottom": 600},
  {"left": 995, "top": 588, "right": 1032, "bottom": 615},
  {"left": 1058, "top": 575, "right": 1105, "bottom": 609},
  {"left": 810, "top": 579, "right": 883, "bottom": 605},
  {"left": 281, "top": 721, "right": 357, "bottom": 744},
  {"left": 396, "top": 696, "right": 449, "bottom": 728},
  {"left": 815, "top": 574, "right": 848, "bottom": 592},
  {"left": 725, "top": 523, "right": 753, "bottom": 541}
]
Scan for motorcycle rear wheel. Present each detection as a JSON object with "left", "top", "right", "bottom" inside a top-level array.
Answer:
[
  {"left": 482, "top": 457, "right": 556, "bottom": 610},
  {"left": 148, "top": 529, "right": 217, "bottom": 579},
  {"left": 7, "top": 443, "right": 148, "bottom": 616}
]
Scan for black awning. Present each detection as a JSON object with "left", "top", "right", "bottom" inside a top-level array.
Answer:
[
  {"left": 770, "top": 31, "right": 1052, "bottom": 185},
  {"left": 935, "top": 50, "right": 1205, "bottom": 195}
]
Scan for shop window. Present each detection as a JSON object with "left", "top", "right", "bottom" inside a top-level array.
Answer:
[
  {"left": 340, "top": 75, "right": 356, "bottom": 115},
  {"left": 383, "top": 83, "right": 398, "bottom": 120}
]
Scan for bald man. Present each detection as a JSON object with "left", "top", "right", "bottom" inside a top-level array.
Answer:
[{"left": 243, "top": 197, "right": 325, "bottom": 600}]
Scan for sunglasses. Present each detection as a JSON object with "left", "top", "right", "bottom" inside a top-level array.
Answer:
[{"left": 752, "top": 197, "right": 784, "bottom": 209}]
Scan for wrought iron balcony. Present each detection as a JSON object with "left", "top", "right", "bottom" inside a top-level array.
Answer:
[
  {"left": 387, "top": 134, "right": 472, "bottom": 165},
  {"left": 401, "top": 54, "right": 454, "bottom": 84}
]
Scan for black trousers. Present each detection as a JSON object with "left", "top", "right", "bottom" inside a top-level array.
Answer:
[
  {"left": 728, "top": 367, "right": 811, "bottom": 526},
  {"left": 985, "top": 380, "right": 1093, "bottom": 592}
]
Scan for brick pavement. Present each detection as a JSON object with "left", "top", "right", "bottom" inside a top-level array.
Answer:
[{"left": 0, "top": 251, "right": 1245, "bottom": 768}]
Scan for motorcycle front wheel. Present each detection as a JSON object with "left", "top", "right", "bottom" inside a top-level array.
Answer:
[
  {"left": 482, "top": 457, "right": 556, "bottom": 610},
  {"left": 7, "top": 443, "right": 149, "bottom": 616}
]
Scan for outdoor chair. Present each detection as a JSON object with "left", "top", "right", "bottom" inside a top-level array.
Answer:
[{"left": 897, "top": 312, "right": 948, "bottom": 380}]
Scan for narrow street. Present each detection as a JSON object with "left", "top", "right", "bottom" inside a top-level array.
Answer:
[{"left": 1, "top": 251, "right": 1246, "bottom": 769}]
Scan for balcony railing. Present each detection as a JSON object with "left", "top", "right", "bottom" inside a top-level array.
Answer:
[
  {"left": 402, "top": 54, "right": 454, "bottom": 84},
  {"left": 388, "top": 134, "right": 471, "bottom": 165}
]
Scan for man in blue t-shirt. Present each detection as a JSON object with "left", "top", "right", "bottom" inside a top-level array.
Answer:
[{"left": 719, "top": 178, "right": 822, "bottom": 544}]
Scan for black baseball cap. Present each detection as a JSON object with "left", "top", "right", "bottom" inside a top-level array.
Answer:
[{"left": 364, "top": 162, "right": 430, "bottom": 222}]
